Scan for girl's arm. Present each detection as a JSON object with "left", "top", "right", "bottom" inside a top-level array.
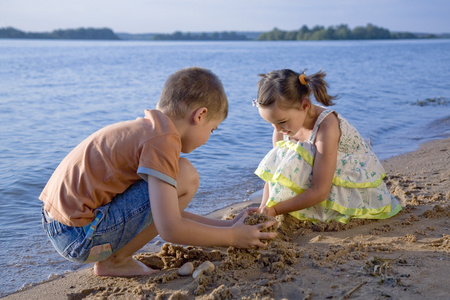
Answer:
[
  {"left": 272, "top": 128, "right": 283, "bottom": 146},
  {"left": 263, "top": 114, "right": 340, "bottom": 216},
  {"left": 259, "top": 129, "right": 282, "bottom": 212},
  {"left": 259, "top": 182, "right": 270, "bottom": 211}
]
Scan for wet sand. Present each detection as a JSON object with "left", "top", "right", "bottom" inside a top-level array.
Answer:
[{"left": 4, "top": 137, "right": 449, "bottom": 300}]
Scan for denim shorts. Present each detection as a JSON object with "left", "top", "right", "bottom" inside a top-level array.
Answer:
[{"left": 42, "top": 180, "right": 153, "bottom": 263}]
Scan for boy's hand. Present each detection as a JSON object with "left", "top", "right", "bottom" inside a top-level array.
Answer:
[
  {"left": 230, "top": 207, "right": 258, "bottom": 225},
  {"left": 231, "top": 212, "right": 277, "bottom": 248}
]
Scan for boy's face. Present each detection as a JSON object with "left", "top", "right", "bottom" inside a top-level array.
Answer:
[{"left": 181, "top": 117, "right": 222, "bottom": 153}]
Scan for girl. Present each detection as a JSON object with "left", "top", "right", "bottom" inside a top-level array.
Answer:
[{"left": 253, "top": 69, "right": 401, "bottom": 223}]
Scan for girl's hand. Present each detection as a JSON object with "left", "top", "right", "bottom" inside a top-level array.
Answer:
[
  {"left": 231, "top": 211, "right": 277, "bottom": 248},
  {"left": 259, "top": 205, "right": 277, "bottom": 218}
]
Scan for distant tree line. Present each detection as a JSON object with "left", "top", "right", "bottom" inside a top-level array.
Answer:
[
  {"left": 0, "top": 24, "right": 442, "bottom": 41},
  {"left": 0, "top": 27, "right": 120, "bottom": 40},
  {"left": 152, "top": 31, "right": 249, "bottom": 41},
  {"left": 257, "top": 24, "right": 437, "bottom": 40}
]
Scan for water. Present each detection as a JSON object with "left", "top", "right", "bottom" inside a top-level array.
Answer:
[{"left": 0, "top": 39, "right": 449, "bottom": 296}]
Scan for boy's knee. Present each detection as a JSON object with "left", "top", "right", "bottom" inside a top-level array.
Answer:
[{"left": 178, "top": 157, "right": 199, "bottom": 189}]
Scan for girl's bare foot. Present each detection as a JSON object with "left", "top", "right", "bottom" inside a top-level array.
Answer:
[{"left": 94, "top": 256, "right": 159, "bottom": 277}]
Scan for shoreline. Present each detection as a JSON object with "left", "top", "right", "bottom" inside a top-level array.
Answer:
[{"left": 4, "top": 137, "right": 449, "bottom": 299}]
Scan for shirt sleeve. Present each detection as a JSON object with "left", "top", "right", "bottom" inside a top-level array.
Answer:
[
  {"left": 136, "top": 134, "right": 180, "bottom": 188},
  {"left": 137, "top": 168, "right": 177, "bottom": 188}
]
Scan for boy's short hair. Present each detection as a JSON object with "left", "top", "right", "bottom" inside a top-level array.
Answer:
[{"left": 157, "top": 67, "right": 228, "bottom": 121}]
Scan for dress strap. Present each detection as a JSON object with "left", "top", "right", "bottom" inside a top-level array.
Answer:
[{"left": 309, "top": 109, "right": 335, "bottom": 142}]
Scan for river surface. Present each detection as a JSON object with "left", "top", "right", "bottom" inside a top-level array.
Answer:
[{"left": 0, "top": 38, "right": 449, "bottom": 296}]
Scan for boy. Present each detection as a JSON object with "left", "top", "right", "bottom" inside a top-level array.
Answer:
[{"left": 40, "top": 67, "right": 276, "bottom": 277}]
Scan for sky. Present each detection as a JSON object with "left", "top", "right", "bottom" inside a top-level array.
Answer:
[{"left": 0, "top": 0, "right": 449, "bottom": 34}]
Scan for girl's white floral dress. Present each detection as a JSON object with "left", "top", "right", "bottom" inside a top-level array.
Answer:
[{"left": 255, "top": 109, "right": 402, "bottom": 223}]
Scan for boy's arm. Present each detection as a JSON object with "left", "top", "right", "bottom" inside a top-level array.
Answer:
[
  {"left": 181, "top": 211, "right": 232, "bottom": 227},
  {"left": 147, "top": 175, "right": 276, "bottom": 248},
  {"left": 182, "top": 207, "right": 258, "bottom": 227}
]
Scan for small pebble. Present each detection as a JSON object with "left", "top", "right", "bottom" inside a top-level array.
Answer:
[
  {"left": 178, "top": 262, "right": 194, "bottom": 276},
  {"left": 192, "top": 261, "right": 215, "bottom": 279},
  {"left": 192, "top": 268, "right": 204, "bottom": 279}
]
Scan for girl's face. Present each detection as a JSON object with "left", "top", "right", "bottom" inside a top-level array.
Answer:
[{"left": 258, "top": 102, "right": 307, "bottom": 137}]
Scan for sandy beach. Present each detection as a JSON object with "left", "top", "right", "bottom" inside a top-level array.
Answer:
[{"left": 4, "top": 137, "right": 449, "bottom": 300}]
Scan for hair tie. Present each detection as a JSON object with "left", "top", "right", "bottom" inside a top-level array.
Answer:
[{"left": 299, "top": 74, "right": 308, "bottom": 86}]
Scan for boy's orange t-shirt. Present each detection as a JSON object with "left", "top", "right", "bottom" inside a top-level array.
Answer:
[{"left": 39, "top": 110, "right": 181, "bottom": 227}]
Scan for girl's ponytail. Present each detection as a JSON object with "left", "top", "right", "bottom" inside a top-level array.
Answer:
[{"left": 303, "top": 70, "right": 337, "bottom": 106}]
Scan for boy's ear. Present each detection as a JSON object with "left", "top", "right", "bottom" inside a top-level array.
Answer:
[{"left": 192, "top": 107, "right": 208, "bottom": 124}]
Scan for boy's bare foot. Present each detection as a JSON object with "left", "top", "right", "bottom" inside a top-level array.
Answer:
[{"left": 94, "top": 256, "right": 159, "bottom": 277}]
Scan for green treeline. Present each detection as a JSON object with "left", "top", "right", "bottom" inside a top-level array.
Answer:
[
  {"left": 0, "top": 27, "right": 120, "bottom": 40},
  {"left": 0, "top": 24, "right": 442, "bottom": 41},
  {"left": 257, "top": 24, "right": 436, "bottom": 40},
  {"left": 152, "top": 31, "right": 248, "bottom": 41}
]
